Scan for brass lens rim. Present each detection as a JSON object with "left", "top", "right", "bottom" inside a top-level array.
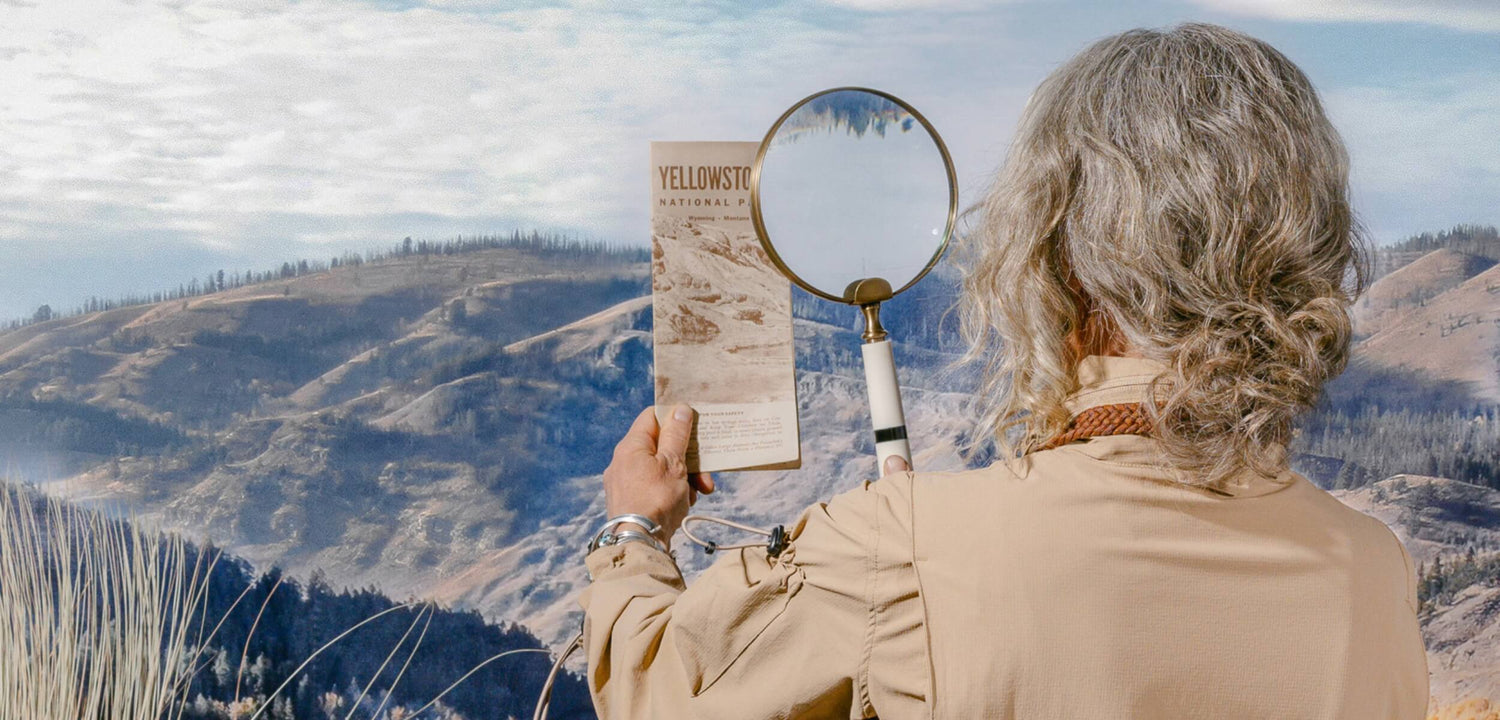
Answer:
[{"left": 749, "top": 86, "right": 958, "bottom": 305}]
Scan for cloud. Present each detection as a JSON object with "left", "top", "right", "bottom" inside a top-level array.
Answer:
[
  {"left": 0, "top": 0, "right": 1036, "bottom": 319},
  {"left": 0, "top": 0, "right": 1495, "bottom": 320},
  {"left": 1185, "top": 0, "right": 1500, "bottom": 33},
  {"left": 1322, "top": 72, "right": 1500, "bottom": 241},
  {"left": 0, "top": 0, "right": 849, "bottom": 254},
  {"left": 819, "top": 0, "right": 1015, "bottom": 10},
  {"left": 0, "top": 0, "right": 1041, "bottom": 265}
]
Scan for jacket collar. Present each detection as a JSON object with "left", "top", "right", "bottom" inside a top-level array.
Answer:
[
  {"left": 1057, "top": 354, "right": 1299, "bottom": 499},
  {"left": 1064, "top": 354, "right": 1171, "bottom": 416}
]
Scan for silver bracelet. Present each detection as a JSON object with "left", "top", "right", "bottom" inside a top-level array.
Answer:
[
  {"left": 588, "top": 513, "right": 668, "bottom": 554},
  {"left": 598, "top": 513, "right": 661, "bottom": 537},
  {"left": 606, "top": 530, "right": 669, "bottom": 554}
]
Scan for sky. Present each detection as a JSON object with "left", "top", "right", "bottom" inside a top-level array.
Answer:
[{"left": 0, "top": 0, "right": 1496, "bottom": 321}]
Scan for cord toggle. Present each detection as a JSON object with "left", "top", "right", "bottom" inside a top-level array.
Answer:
[{"left": 766, "top": 525, "right": 789, "bottom": 558}]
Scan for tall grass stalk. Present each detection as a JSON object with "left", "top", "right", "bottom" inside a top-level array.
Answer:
[
  {"left": 1, "top": 482, "right": 570, "bottom": 719},
  {"left": 0, "top": 485, "right": 211, "bottom": 719}
]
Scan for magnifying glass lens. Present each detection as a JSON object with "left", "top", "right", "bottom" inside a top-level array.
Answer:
[{"left": 753, "top": 89, "right": 954, "bottom": 302}]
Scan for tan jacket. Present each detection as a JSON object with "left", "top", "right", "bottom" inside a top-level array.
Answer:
[{"left": 579, "top": 356, "right": 1429, "bottom": 719}]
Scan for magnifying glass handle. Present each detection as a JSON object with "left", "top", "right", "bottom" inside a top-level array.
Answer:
[{"left": 861, "top": 338, "right": 912, "bottom": 472}]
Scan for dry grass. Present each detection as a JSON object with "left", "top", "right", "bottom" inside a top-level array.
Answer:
[
  {"left": 0, "top": 484, "right": 212, "bottom": 719},
  {"left": 0, "top": 481, "right": 563, "bottom": 719}
]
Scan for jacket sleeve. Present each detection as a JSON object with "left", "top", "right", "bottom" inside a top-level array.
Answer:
[{"left": 578, "top": 480, "right": 880, "bottom": 720}]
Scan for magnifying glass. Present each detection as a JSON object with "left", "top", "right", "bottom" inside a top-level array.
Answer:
[{"left": 750, "top": 87, "right": 957, "bottom": 472}]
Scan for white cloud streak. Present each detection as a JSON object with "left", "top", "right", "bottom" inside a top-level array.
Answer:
[
  {"left": 1186, "top": 0, "right": 1500, "bottom": 33},
  {"left": 819, "top": 0, "right": 1017, "bottom": 10}
]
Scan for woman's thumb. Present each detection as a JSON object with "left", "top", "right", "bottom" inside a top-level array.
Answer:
[{"left": 657, "top": 404, "right": 695, "bottom": 460}]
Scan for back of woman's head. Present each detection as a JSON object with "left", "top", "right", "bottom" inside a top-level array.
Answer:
[{"left": 960, "top": 22, "right": 1367, "bottom": 487}]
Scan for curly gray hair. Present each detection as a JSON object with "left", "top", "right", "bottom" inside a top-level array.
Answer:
[{"left": 958, "top": 22, "right": 1368, "bottom": 487}]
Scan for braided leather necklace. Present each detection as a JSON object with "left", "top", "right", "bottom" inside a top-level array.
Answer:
[
  {"left": 1034, "top": 404, "right": 1241, "bottom": 497},
  {"left": 1037, "top": 402, "right": 1153, "bottom": 452}
]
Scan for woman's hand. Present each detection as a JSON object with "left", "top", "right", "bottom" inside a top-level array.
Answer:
[{"left": 603, "top": 405, "right": 715, "bottom": 551}]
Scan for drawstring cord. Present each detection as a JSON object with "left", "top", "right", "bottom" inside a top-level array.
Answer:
[
  {"left": 532, "top": 627, "right": 583, "bottom": 720},
  {"left": 681, "top": 514, "right": 789, "bottom": 557}
]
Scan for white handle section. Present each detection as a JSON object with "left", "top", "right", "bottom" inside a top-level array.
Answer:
[{"left": 860, "top": 339, "right": 911, "bottom": 472}]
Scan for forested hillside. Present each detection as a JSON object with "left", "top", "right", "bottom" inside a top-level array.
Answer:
[{"left": 1296, "top": 225, "right": 1500, "bottom": 493}]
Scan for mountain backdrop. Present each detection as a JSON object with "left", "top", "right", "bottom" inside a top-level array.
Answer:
[{"left": 4, "top": 225, "right": 1500, "bottom": 718}]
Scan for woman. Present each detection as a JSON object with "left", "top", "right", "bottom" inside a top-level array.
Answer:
[{"left": 580, "top": 22, "right": 1428, "bottom": 719}]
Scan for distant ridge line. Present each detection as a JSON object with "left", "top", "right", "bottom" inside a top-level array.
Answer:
[
  {"left": 1375, "top": 224, "right": 1500, "bottom": 279},
  {"left": 5, "top": 230, "right": 649, "bottom": 334}
]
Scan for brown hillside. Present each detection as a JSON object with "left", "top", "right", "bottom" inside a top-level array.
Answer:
[
  {"left": 0, "top": 249, "right": 639, "bottom": 429},
  {"left": 1354, "top": 248, "right": 1495, "bottom": 336},
  {"left": 1356, "top": 261, "right": 1500, "bottom": 401}
]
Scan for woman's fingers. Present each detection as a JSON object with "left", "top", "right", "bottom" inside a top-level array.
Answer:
[{"left": 689, "top": 472, "right": 715, "bottom": 495}]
